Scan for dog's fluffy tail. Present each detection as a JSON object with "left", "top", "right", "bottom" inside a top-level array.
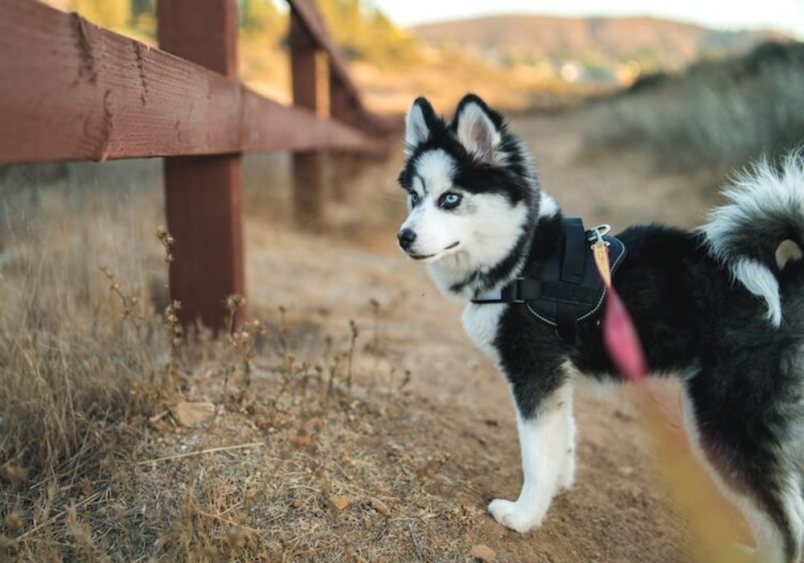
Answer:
[{"left": 703, "top": 151, "right": 804, "bottom": 327}]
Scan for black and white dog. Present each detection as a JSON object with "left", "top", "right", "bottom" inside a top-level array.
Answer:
[{"left": 396, "top": 93, "right": 804, "bottom": 562}]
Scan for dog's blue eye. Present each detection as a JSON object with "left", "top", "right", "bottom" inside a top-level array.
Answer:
[
  {"left": 438, "top": 192, "right": 462, "bottom": 210},
  {"left": 409, "top": 192, "right": 420, "bottom": 206}
]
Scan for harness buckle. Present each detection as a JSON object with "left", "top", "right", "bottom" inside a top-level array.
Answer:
[
  {"left": 587, "top": 224, "right": 611, "bottom": 246},
  {"left": 500, "top": 280, "right": 525, "bottom": 303},
  {"left": 499, "top": 279, "right": 542, "bottom": 303}
]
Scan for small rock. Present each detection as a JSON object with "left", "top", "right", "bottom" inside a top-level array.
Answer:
[
  {"left": 1, "top": 463, "right": 27, "bottom": 489},
  {"left": 614, "top": 409, "right": 634, "bottom": 422},
  {"left": 346, "top": 545, "right": 367, "bottom": 563},
  {"left": 255, "top": 415, "right": 273, "bottom": 430},
  {"left": 266, "top": 541, "right": 283, "bottom": 558},
  {"left": 4, "top": 510, "right": 25, "bottom": 533},
  {"left": 329, "top": 495, "right": 352, "bottom": 511},
  {"left": 471, "top": 544, "right": 496, "bottom": 561},
  {"left": 367, "top": 497, "right": 391, "bottom": 516},
  {"left": 169, "top": 401, "right": 216, "bottom": 427},
  {"left": 289, "top": 431, "right": 311, "bottom": 448}
]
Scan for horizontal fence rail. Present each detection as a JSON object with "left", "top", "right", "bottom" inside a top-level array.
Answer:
[{"left": 0, "top": 0, "right": 390, "bottom": 165}]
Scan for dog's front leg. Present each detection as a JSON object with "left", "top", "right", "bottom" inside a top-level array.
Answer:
[{"left": 489, "top": 381, "right": 574, "bottom": 533}]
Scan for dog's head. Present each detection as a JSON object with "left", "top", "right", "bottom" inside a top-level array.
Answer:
[{"left": 396, "top": 94, "right": 542, "bottom": 275}]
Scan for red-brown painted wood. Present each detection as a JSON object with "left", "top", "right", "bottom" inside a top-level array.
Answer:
[
  {"left": 163, "top": 156, "right": 245, "bottom": 329},
  {"left": 290, "top": 5, "right": 326, "bottom": 226},
  {"left": 158, "top": 0, "right": 244, "bottom": 330},
  {"left": 0, "top": 0, "right": 380, "bottom": 165},
  {"left": 158, "top": 0, "right": 237, "bottom": 78}
]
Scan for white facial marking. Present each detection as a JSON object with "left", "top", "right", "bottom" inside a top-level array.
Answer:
[
  {"left": 424, "top": 196, "right": 528, "bottom": 298},
  {"left": 411, "top": 176, "right": 424, "bottom": 197},
  {"left": 416, "top": 150, "right": 455, "bottom": 194},
  {"left": 399, "top": 150, "right": 464, "bottom": 262}
]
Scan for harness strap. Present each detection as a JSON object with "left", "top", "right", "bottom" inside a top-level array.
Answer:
[
  {"left": 557, "top": 219, "right": 587, "bottom": 341},
  {"left": 557, "top": 303, "right": 579, "bottom": 344},
  {"left": 561, "top": 218, "right": 586, "bottom": 284},
  {"left": 470, "top": 219, "right": 628, "bottom": 346}
]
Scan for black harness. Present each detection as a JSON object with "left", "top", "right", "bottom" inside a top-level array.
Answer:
[{"left": 471, "top": 218, "right": 627, "bottom": 345}]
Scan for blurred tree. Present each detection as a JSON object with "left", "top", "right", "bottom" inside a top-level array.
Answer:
[
  {"left": 240, "top": 0, "right": 284, "bottom": 41},
  {"left": 318, "top": 0, "right": 363, "bottom": 58},
  {"left": 61, "top": 0, "right": 415, "bottom": 67},
  {"left": 130, "top": 0, "right": 153, "bottom": 17},
  {"left": 130, "top": 0, "right": 156, "bottom": 39},
  {"left": 73, "top": 0, "right": 131, "bottom": 31},
  {"left": 317, "top": 0, "right": 418, "bottom": 66}
]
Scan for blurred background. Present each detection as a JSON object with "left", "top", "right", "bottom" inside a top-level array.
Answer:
[
  {"left": 1, "top": 1, "right": 803, "bottom": 561},
  {"left": 8, "top": 0, "right": 803, "bottom": 285},
  {"left": 38, "top": 0, "right": 804, "bottom": 113}
]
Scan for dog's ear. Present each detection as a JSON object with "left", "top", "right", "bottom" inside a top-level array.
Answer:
[
  {"left": 453, "top": 94, "right": 503, "bottom": 164},
  {"left": 405, "top": 97, "right": 438, "bottom": 155}
]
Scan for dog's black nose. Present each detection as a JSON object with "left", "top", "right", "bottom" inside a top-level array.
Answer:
[{"left": 397, "top": 229, "right": 416, "bottom": 250}]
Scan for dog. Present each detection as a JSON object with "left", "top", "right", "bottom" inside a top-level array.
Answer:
[{"left": 396, "top": 93, "right": 804, "bottom": 562}]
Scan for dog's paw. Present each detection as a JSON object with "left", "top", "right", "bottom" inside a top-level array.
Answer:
[
  {"left": 558, "top": 472, "right": 575, "bottom": 493},
  {"left": 487, "top": 498, "right": 544, "bottom": 533}
]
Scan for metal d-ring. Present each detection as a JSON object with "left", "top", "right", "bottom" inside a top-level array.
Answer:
[{"left": 587, "top": 224, "right": 612, "bottom": 245}]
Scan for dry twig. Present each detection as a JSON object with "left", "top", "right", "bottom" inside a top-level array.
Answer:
[{"left": 136, "top": 442, "right": 264, "bottom": 465}]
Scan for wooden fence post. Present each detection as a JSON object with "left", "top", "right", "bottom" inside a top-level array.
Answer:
[
  {"left": 329, "top": 74, "right": 362, "bottom": 131},
  {"left": 290, "top": 4, "right": 326, "bottom": 228},
  {"left": 158, "top": 0, "right": 245, "bottom": 331}
]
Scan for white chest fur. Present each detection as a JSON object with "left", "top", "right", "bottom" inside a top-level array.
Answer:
[{"left": 461, "top": 303, "right": 506, "bottom": 365}]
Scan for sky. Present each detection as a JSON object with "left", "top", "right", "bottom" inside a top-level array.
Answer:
[{"left": 372, "top": 0, "right": 804, "bottom": 38}]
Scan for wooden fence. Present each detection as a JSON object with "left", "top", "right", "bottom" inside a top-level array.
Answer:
[{"left": 0, "top": 0, "right": 399, "bottom": 329}]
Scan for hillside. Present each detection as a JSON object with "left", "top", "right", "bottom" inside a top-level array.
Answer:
[
  {"left": 38, "top": 2, "right": 795, "bottom": 117},
  {"left": 412, "top": 15, "right": 788, "bottom": 74},
  {"left": 584, "top": 41, "right": 804, "bottom": 168}
]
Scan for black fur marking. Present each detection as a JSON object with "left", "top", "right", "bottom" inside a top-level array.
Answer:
[{"left": 415, "top": 174, "right": 428, "bottom": 194}]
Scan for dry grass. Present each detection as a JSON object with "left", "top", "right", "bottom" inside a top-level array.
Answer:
[
  {"left": 0, "top": 288, "right": 477, "bottom": 561},
  {"left": 0, "top": 163, "right": 483, "bottom": 562}
]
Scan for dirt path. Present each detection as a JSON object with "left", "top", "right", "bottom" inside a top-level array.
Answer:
[{"left": 239, "top": 111, "right": 741, "bottom": 561}]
